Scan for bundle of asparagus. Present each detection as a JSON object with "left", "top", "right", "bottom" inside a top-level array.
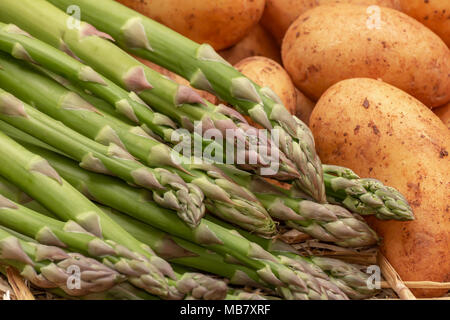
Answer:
[
  {"left": 45, "top": 0, "right": 326, "bottom": 203},
  {"left": 0, "top": 45, "right": 275, "bottom": 236},
  {"left": 0, "top": 0, "right": 415, "bottom": 301}
]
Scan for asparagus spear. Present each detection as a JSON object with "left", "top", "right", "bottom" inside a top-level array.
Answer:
[
  {"left": 0, "top": 87, "right": 204, "bottom": 227},
  {"left": 0, "top": 226, "right": 121, "bottom": 296},
  {"left": 0, "top": 176, "right": 270, "bottom": 293},
  {"left": 45, "top": 0, "right": 326, "bottom": 202},
  {"left": 0, "top": 53, "right": 275, "bottom": 236},
  {"left": 0, "top": 130, "right": 181, "bottom": 299},
  {"left": 0, "top": 22, "right": 178, "bottom": 145},
  {"left": 0, "top": 227, "right": 162, "bottom": 300},
  {"left": 301, "top": 255, "right": 377, "bottom": 300},
  {"left": 0, "top": 221, "right": 227, "bottom": 301},
  {"left": 4, "top": 138, "right": 333, "bottom": 300},
  {"left": 0, "top": 2, "right": 300, "bottom": 183},
  {"left": 215, "top": 165, "right": 379, "bottom": 247},
  {"left": 0, "top": 191, "right": 224, "bottom": 297},
  {"left": 0, "top": 175, "right": 54, "bottom": 219},
  {"left": 322, "top": 165, "right": 414, "bottom": 220},
  {"left": 99, "top": 205, "right": 266, "bottom": 290},
  {"left": 205, "top": 216, "right": 377, "bottom": 299},
  {"left": 48, "top": 282, "right": 160, "bottom": 300}
]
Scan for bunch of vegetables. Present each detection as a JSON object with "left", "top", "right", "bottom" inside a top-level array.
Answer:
[{"left": 0, "top": 0, "right": 448, "bottom": 300}]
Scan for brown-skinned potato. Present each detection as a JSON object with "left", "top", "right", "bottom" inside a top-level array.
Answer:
[
  {"left": 234, "top": 56, "right": 297, "bottom": 115},
  {"left": 310, "top": 78, "right": 450, "bottom": 298},
  {"left": 261, "top": 0, "right": 401, "bottom": 44},
  {"left": 219, "top": 24, "right": 281, "bottom": 65},
  {"left": 295, "top": 88, "right": 316, "bottom": 125},
  {"left": 400, "top": 0, "right": 450, "bottom": 47},
  {"left": 116, "top": 0, "right": 265, "bottom": 51},
  {"left": 282, "top": 4, "right": 450, "bottom": 107}
]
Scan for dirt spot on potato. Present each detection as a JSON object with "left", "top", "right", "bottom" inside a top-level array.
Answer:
[
  {"left": 307, "top": 65, "right": 320, "bottom": 73},
  {"left": 367, "top": 121, "right": 380, "bottom": 136},
  {"left": 407, "top": 181, "right": 422, "bottom": 208},
  {"left": 440, "top": 148, "right": 448, "bottom": 158},
  {"left": 354, "top": 125, "right": 360, "bottom": 135},
  {"left": 363, "top": 98, "right": 370, "bottom": 109}
]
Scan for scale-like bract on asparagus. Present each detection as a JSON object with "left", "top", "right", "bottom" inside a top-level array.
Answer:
[
  {"left": 3, "top": 137, "right": 337, "bottom": 300},
  {"left": 0, "top": 130, "right": 183, "bottom": 299},
  {"left": 0, "top": 226, "right": 121, "bottom": 296},
  {"left": 323, "top": 165, "right": 414, "bottom": 221},
  {"left": 0, "top": 0, "right": 301, "bottom": 183},
  {"left": 0, "top": 85, "right": 205, "bottom": 227},
  {"left": 0, "top": 51, "right": 275, "bottom": 236},
  {"left": 45, "top": 0, "right": 327, "bottom": 203}
]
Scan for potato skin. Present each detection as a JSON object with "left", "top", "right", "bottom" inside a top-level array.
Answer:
[
  {"left": 261, "top": 0, "right": 401, "bottom": 44},
  {"left": 219, "top": 24, "right": 281, "bottom": 65},
  {"left": 116, "top": 0, "right": 265, "bottom": 50},
  {"left": 234, "top": 56, "right": 297, "bottom": 115},
  {"left": 433, "top": 103, "right": 450, "bottom": 130},
  {"left": 310, "top": 78, "right": 450, "bottom": 298},
  {"left": 294, "top": 88, "right": 316, "bottom": 125},
  {"left": 282, "top": 4, "right": 450, "bottom": 107},
  {"left": 400, "top": 0, "right": 450, "bottom": 47}
]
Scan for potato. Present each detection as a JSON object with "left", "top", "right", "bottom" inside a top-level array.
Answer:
[
  {"left": 282, "top": 4, "right": 450, "bottom": 107},
  {"left": 219, "top": 24, "right": 282, "bottom": 65},
  {"left": 433, "top": 103, "right": 450, "bottom": 129},
  {"left": 400, "top": 0, "right": 450, "bottom": 47},
  {"left": 261, "top": 0, "right": 402, "bottom": 44},
  {"left": 234, "top": 56, "right": 297, "bottom": 115},
  {"left": 295, "top": 88, "right": 315, "bottom": 125},
  {"left": 310, "top": 78, "right": 450, "bottom": 298},
  {"left": 136, "top": 57, "right": 218, "bottom": 104},
  {"left": 116, "top": 0, "right": 265, "bottom": 50}
]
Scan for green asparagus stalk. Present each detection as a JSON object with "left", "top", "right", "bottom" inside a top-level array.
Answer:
[
  {"left": 48, "top": 282, "right": 160, "bottom": 300},
  {"left": 0, "top": 226, "right": 121, "bottom": 296},
  {"left": 0, "top": 228, "right": 161, "bottom": 300},
  {"left": 323, "top": 165, "right": 414, "bottom": 220},
  {"left": 0, "top": 21, "right": 177, "bottom": 134},
  {"left": 298, "top": 255, "right": 377, "bottom": 300},
  {"left": 0, "top": 2, "right": 301, "bottom": 184},
  {"left": 205, "top": 216, "right": 376, "bottom": 299},
  {"left": 0, "top": 222, "right": 227, "bottom": 301},
  {"left": 45, "top": 0, "right": 326, "bottom": 202},
  {"left": 99, "top": 205, "right": 266, "bottom": 290},
  {"left": 3, "top": 137, "right": 334, "bottom": 300},
  {"left": 0, "top": 87, "right": 205, "bottom": 227},
  {"left": 226, "top": 290, "right": 271, "bottom": 300},
  {"left": 0, "top": 21, "right": 178, "bottom": 146},
  {"left": 215, "top": 166, "right": 379, "bottom": 247},
  {"left": 0, "top": 175, "right": 55, "bottom": 219},
  {"left": 0, "top": 53, "right": 275, "bottom": 236},
  {"left": 0, "top": 130, "right": 181, "bottom": 299},
  {"left": 0, "top": 175, "right": 269, "bottom": 293},
  {"left": 0, "top": 191, "right": 224, "bottom": 298}
]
